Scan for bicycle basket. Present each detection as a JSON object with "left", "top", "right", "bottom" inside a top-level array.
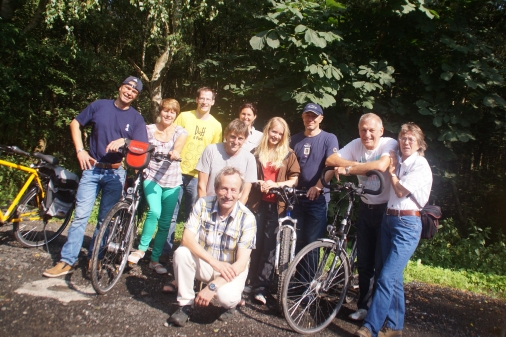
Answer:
[{"left": 125, "top": 140, "right": 154, "bottom": 170}]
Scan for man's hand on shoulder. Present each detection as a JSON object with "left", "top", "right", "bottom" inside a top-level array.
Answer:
[
  {"left": 105, "top": 138, "right": 127, "bottom": 153},
  {"left": 210, "top": 260, "right": 236, "bottom": 282}
]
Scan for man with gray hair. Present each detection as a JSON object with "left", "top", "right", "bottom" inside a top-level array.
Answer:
[
  {"left": 167, "top": 167, "right": 257, "bottom": 327},
  {"left": 325, "top": 113, "right": 398, "bottom": 321}
]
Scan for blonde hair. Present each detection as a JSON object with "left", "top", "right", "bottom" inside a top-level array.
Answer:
[
  {"left": 156, "top": 98, "right": 180, "bottom": 123},
  {"left": 254, "top": 117, "right": 290, "bottom": 170},
  {"left": 399, "top": 122, "right": 427, "bottom": 156}
]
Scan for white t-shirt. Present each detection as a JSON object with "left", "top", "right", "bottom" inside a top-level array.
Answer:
[
  {"left": 388, "top": 152, "right": 433, "bottom": 210},
  {"left": 196, "top": 143, "right": 257, "bottom": 197},
  {"left": 242, "top": 127, "right": 263, "bottom": 153},
  {"left": 338, "top": 137, "right": 398, "bottom": 204}
]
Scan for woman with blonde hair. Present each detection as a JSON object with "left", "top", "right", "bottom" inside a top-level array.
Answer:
[
  {"left": 246, "top": 117, "right": 300, "bottom": 305},
  {"left": 127, "top": 98, "right": 188, "bottom": 274}
]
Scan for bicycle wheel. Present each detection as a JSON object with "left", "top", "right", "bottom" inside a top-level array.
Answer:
[
  {"left": 276, "top": 226, "right": 292, "bottom": 311},
  {"left": 345, "top": 240, "right": 359, "bottom": 304},
  {"left": 281, "top": 240, "right": 349, "bottom": 334},
  {"left": 90, "top": 201, "right": 134, "bottom": 295},
  {"left": 13, "top": 187, "right": 73, "bottom": 248}
]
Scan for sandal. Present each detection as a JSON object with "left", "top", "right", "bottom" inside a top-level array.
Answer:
[
  {"left": 149, "top": 262, "right": 168, "bottom": 274},
  {"left": 127, "top": 250, "right": 145, "bottom": 264},
  {"left": 162, "top": 282, "right": 178, "bottom": 294}
]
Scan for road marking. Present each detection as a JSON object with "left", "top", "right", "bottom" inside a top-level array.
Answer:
[{"left": 15, "top": 279, "right": 95, "bottom": 303}]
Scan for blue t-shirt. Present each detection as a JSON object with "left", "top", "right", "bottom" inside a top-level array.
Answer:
[
  {"left": 75, "top": 99, "right": 148, "bottom": 163},
  {"left": 290, "top": 130, "right": 339, "bottom": 195}
]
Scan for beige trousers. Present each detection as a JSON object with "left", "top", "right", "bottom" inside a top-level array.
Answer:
[{"left": 173, "top": 246, "right": 248, "bottom": 308}]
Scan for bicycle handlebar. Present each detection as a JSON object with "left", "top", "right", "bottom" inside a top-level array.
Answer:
[
  {"left": 320, "top": 167, "right": 384, "bottom": 196},
  {"left": 1, "top": 145, "right": 59, "bottom": 166},
  {"left": 152, "top": 152, "right": 182, "bottom": 163}
]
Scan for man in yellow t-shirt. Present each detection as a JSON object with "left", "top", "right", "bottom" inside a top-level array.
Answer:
[{"left": 163, "top": 87, "right": 222, "bottom": 258}]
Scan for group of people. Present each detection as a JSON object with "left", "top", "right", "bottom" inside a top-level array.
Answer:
[{"left": 41, "top": 76, "right": 433, "bottom": 337}]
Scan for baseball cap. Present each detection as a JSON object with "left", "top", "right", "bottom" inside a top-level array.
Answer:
[
  {"left": 301, "top": 103, "right": 323, "bottom": 116},
  {"left": 122, "top": 76, "right": 143, "bottom": 93}
]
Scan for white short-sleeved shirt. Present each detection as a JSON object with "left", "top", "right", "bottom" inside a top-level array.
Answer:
[
  {"left": 242, "top": 127, "right": 263, "bottom": 153},
  {"left": 388, "top": 152, "right": 433, "bottom": 210},
  {"left": 338, "top": 137, "right": 398, "bottom": 204},
  {"left": 196, "top": 143, "right": 257, "bottom": 197}
]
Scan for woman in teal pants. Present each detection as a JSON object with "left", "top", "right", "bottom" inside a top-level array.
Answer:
[{"left": 127, "top": 98, "right": 188, "bottom": 274}]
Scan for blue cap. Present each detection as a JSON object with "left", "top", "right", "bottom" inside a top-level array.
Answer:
[
  {"left": 122, "top": 76, "right": 143, "bottom": 93},
  {"left": 302, "top": 103, "right": 323, "bottom": 116}
]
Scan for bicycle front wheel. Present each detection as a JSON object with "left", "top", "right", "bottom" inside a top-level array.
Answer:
[
  {"left": 13, "top": 187, "right": 73, "bottom": 248},
  {"left": 281, "top": 240, "right": 349, "bottom": 334},
  {"left": 90, "top": 201, "right": 134, "bottom": 295},
  {"left": 276, "top": 226, "right": 292, "bottom": 311},
  {"left": 345, "top": 240, "right": 359, "bottom": 304}
]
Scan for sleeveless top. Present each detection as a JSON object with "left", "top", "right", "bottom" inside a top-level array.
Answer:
[{"left": 143, "top": 124, "right": 187, "bottom": 188}]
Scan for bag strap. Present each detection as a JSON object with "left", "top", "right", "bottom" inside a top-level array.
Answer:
[{"left": 408, "top": 193, "right": 423, "bottom": 209}]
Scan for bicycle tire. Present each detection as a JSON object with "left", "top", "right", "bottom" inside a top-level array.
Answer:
[
  {"left": 276, "top": 226, "right": 292, "bottom": 311},
  {"left": 345, "top": 240, "right": 359, "bottom": 304},
  {"left": 90, "top": 201, "right": 134, "bottom": 295},
  {"left": 281, "top": 240, "right": 349, "bottom": 334},
  {"left": 13, "top": 187, "right": 73, "bottom": 248}
]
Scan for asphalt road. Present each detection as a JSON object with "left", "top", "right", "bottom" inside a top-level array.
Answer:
[{"left": 0, "top": 225, "right": 504, "bottom": 337}]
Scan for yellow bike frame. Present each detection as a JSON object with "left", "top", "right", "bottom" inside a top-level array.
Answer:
[{"left": 0, "top": 158, "right": 45, "bottom": 224}]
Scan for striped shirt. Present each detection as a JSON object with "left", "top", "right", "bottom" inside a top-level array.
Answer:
[
  {"left": 143, "top": 124, "right": 187, "bottom": 188},
  {"left": 185, "top": 196, "right": 257, "bottom": 263}
]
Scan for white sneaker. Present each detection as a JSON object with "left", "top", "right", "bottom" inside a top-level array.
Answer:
[
  {"left": 349, "top": 309, "right": 368, "bottom": 321},
  {"left": 254, "top": 293, "right": 267, "bottom": 305}
]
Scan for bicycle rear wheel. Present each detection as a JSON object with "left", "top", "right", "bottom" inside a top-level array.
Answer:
[
  {"left": 90, "top": 201, "right": 134, "bottom": 295},
  {"left": 13, "top": 187, "right": 73, "bottom": 248},
  {"left": 276, "top": 226, "right": 292, "bottom": 311},
  {"left": 281, "top": 240, "right": 349, "bottom": 334}
]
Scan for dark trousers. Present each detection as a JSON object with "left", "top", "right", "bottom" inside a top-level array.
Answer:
[
  {"left": 250, "top": 201, "right": 279, "bottom": 295},
  {"left": 356, "top": 202, "right": 387, "bottom": 310}
]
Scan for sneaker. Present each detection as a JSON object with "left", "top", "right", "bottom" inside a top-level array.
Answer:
[
  {"left": 127, "top": 250, "right": 145, "bottom": 264},
  {"left": 379, "top": 327, "right": 403, "bottom": 337},
  {"left": 167, "top": 305, "right": 192, "bottom": 327},
  {"left": 254, "top": 293, "right": 267, "bottom": 305},
  {"left": 149, "top": 262, "right": 168, "bottom": 274},
  {"left": 218, "top": 307, "right": 236, "bottom": 321},
  {"left": 355, "top": 326, "right": 373, "bottom": 337},
  {"left": 43, "top": 261, "right": 74, "bottom": 278},
  {"left": 349, "top": 308, "right": 368, "bottom": 321}
]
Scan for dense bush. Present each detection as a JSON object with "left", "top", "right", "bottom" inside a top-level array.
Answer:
[{"left": 412, "top": 219, "right": 506, "bottom": 276}]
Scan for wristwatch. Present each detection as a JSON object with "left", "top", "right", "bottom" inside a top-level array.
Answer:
[
  {"left": 391, "top": 173, "right": 396, "bottom": 177},
  {"left": 345, "top": 166, "right": 352, "bottom": 176},
  {"left": 208, "top": 283, "right": 217, "bottom": 291}
]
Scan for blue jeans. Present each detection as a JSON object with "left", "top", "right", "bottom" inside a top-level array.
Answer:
[
  {"left": 292, "top": 195, "right": 328, "bottom": 282},
  {"left": 363, "top": 214, "right": 421, "bottom": 336},
  {"left": 356, "top": 202, "right": 387, "bottom": 310},
  {"left": 60, "top": 167, "right": 126, "bottom": 266},
  {"left": 162, "top": 174, "right": 198, "bottom": 255}
]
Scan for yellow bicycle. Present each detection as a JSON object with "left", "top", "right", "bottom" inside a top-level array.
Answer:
[{"left": 0, "top": 145, "right": 78, "bottom": 247}]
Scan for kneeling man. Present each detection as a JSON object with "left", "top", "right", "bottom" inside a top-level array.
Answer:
[{"left": 168, "top": 167, "right": 256, "bottom": 326}]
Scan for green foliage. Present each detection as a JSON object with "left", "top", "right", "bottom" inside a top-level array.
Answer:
[
  {"left": 405, "top": 260, "right": 506, "bottom": 299},
  {"left": 412, "top": 218, "right": 506, "bottom": 276}
]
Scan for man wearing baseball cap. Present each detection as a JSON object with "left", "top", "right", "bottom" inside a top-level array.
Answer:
[
  {"left": 290, "top": 102, "right": 339, "bottom": 261},
  {"left": 43, "top": 76, "right": 148, "bottom": 277}
]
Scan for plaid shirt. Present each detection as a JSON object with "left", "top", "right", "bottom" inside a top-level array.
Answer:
[
  {"left": 143, "top": 124, "right": 187, "bottom": 188},
  {"left": 185, "top": 196, "right": 256, "bottom": 264}
]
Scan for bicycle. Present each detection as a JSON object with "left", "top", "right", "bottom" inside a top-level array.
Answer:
[
  {"left": 0, "top": 145, "right": 78, "bottom": 248},
  {"left": 89, "top": 143, "right": 179, "bottom": 295},
  {"left": 280, "top": 168, "right": 384, "bottom": 334},
  {"left": 260, "top": 186, "right": 306, "bottom": 311}
]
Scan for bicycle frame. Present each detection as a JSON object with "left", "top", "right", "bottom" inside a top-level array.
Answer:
[{"left": 0, "top": 158, "right": 44, "bottom": 223}]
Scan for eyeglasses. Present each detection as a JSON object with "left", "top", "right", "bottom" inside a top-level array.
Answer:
[
  {"left": 399, "top": 136, "right": 417, "bottom": 144},
  {"left": 198, "top": 97, "right": 213, "bottom": 103}
]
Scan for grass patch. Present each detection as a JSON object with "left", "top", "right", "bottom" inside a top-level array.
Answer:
[{"left": 405, "top": 259, "right": 506, "bottom": 299}]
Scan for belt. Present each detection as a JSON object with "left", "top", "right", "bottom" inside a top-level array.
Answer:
[
  {"left": 386, "top": 209, "right": 420, "bottom": 217},
  {"left": 362, "top": 202, "right": 387, "bottom": 210},
  {"left": 95, "top": 162, "right": 122, "bottom": 169}
]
